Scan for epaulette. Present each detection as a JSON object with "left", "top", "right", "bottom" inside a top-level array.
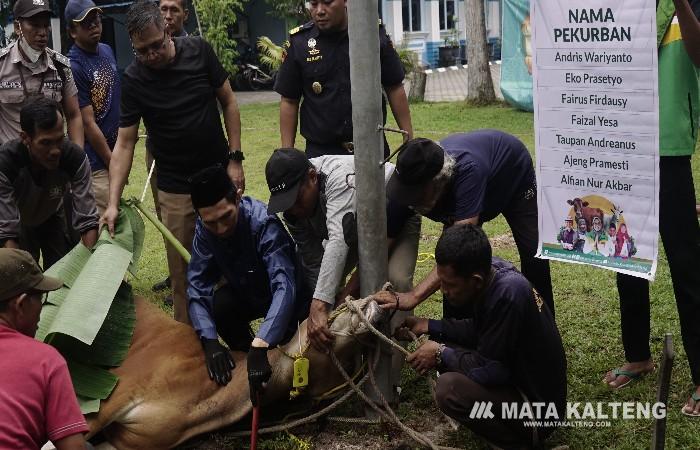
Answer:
[
  {"left": 290, "top": 21, "right": 314, "bottom": 35},
  {"left": 46, "top": 48, "right": 70, "bottom": 67}
]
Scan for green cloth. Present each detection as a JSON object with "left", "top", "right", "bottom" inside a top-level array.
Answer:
[{"left": 657, "top": 0, "right": 700, "bottom": 156}]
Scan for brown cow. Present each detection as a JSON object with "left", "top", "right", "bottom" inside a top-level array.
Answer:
[
  {"left": 567, "top": 198, "right": 604, "bottom": 230},
  {"left": 81, "top": 296, "right": 383, "bottom": 450}
]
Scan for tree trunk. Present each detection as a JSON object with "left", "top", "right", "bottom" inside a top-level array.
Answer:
[
  {"left": 408, "top": 69, "right": 427, "bottom": 102},
  {"left": 464, "top": 0, "right": 496, "bottom": 104}
]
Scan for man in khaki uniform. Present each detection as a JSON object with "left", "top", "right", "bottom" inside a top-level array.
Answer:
[{"left": 0, "top": 0, "right": 83, "bottom": 147}]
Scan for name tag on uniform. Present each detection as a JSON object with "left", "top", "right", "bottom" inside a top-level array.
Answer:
[{"left": 0, "top": 81, "right": 22, "bottom": 89}]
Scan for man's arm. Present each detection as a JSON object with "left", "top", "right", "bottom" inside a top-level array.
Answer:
[
  {"left": 280, "top": 96, "right": 300, "bottom": 148},
  {"left": 80, "top": 105, "right": 112, "bottom": 168},
  {"left": 102, "top": 125, "right": 138, "bottom": 236},
  {"left": 674, "top": 0, "right": 700, "bottom": 67},
  {"left": 215, "top": 80, "right": 245, "bottom": 192},
  {"left": 53, "top": 434, "right": 87, "bottom": 450},
  {"left": 0, "top": 172, "right": 21, "bottom": 248},
  {"left": 62, "top": 94, "right": 84, "bottom": 149},
  {"left": 375, "top": 216, "right": 480, "bottom": 310},
  {"left": 257, "top": 218, "right": 300, "bottom": 347},
  {"left": 385, "top": 83, "right": 413, "bottom": 140},
  {"left": 67, "top": 154, "right": 99, "bottom": 248},
  {"left": 187, "top": 223, "right": 221, "bottom": 340}
]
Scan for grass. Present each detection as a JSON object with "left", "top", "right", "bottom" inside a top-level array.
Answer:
[{"left": 123, "top": 101, "right": 700, "bottom": 449}]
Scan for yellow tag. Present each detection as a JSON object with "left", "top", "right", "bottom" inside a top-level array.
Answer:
[{"left": 293, "top": 357, "right": 309, "bottom": 388}]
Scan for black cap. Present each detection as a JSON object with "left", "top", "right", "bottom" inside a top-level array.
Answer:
[
  {"left": 14, "top": 0, "right": 51, "bottom": 19},
  {"left": 386, "top": 138, "right": 445, "bottom": 206},
  {"left": 265, "top": 148, "right": 311, "bottom": 215},
  {"left": 189, "top": 165, "right": 236, "bottom": 210}
]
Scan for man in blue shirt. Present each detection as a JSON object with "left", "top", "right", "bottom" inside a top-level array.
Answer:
[
  {"left": 375, "top": 129, "right": 554, "bottom": 319},
  {"left": 186, "top": 165, "right": 310, "bottom": 401},
  {"left": 65, "top": 0, "right": 120, "bottom": 213}
]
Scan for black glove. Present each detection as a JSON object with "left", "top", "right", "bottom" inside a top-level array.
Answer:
[
  {"left": 247, "top": 346, "right": 272, "bottom": 406},
  {"left": 201, "top": 338, "right": 235, "bottom": 386}
]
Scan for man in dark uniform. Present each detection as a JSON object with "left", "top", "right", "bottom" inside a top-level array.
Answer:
[{"left": 274, "top": 0, "right": 413, "bottom": 157}]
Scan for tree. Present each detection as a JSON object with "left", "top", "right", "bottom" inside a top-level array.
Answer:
[
  {"left": 464, "top": 0, "right": 496, "bottom": 104},
  {"left": 264, "top": 0, "right": 309, "bottom": 24},
  {"left": 193, "top": 0, "right": 242, "bottom": 74}
]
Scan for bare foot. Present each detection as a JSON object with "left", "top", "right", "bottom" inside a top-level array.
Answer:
[
  {"left": 681, "top": 385, "right": 700, "bottom": 417},
  {"left": 603, "top": 360, "right": 654, "bottom": 389}
]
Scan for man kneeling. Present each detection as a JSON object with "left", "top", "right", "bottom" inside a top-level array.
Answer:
[
  {"left": 186, "top": 166, "right": 311, "bottom": 402},
  {"left": 396, "top": 224, "right": 566, "bottom": 448}
]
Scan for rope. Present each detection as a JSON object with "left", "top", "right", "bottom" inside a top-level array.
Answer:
[{"left": 229, "top": 342, "right": 381, "bottom": 438}]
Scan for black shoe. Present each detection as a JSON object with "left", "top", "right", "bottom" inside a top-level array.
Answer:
[
  {"left": 152, "top": 276, "right": 171, "bottom": 292},
  {"left": 163, "top": 295, "right": 173, "bottom": 307}
]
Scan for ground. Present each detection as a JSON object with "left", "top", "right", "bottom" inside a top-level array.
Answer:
[{"left": 122, "top": 101, "right": 700, "bottom": 450}]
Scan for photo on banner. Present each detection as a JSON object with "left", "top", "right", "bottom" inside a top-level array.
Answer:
[{"left": 531, "top": 0, "right": 660, "bottom": 280}]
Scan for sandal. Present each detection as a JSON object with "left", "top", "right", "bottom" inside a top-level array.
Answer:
[
  {"left": 681, "top": 392, "right": 700, "bottom": 417},
  {"left": 603, "top": 367, "right": 650, "bottom": 389}
]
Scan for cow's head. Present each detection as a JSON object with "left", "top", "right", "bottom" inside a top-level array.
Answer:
[{"left": 269, "top": 297, "right": 385, "bottom": 401}]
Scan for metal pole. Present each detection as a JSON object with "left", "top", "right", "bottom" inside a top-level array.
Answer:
[{"left": 348, "top": 0, "right": 393, "bottom": 410}]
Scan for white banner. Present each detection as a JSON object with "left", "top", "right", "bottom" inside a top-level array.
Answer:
[{"left": 532, "top": 0, "right": 659, "bottom": 279}]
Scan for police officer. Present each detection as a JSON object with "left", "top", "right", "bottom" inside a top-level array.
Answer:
[
  {"left": 274, "top": 0, "right": 413, "bottom": 157},
  {"left": 0, "top": 0, "right": 83, "bottom": 147}
]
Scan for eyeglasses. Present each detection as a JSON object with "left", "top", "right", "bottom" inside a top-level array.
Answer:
[
  {"left": 132, "top": 30, "right": 168, "bottom": 59},
  {"left": 78, "top": 13, "right": 102, "bottom": 30}
]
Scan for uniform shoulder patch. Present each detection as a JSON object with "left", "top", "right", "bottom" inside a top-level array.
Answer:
[
  {"left": 290, "top": 21, "right": 314, "bottom": 35},
  {"left": 47, "top": 48, "right": 70, "bottom": 67}
]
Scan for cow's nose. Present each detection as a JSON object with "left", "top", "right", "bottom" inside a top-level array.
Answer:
[{"left": 364, "top": 300, "right": 384, "bottom": 326}]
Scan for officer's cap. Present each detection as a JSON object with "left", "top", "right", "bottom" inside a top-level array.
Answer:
[{"left": 13, "top": 0, "right": 51, "bottom": 19}]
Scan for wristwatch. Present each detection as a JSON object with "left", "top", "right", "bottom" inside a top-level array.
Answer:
[
  {"left": 435, "top": 343, "right": 447, "bottom": 366},
  {"left": 228, "top": 149, "right": 245, "bottom": 162}
]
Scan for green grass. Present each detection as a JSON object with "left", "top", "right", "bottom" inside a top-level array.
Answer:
[{"left": 124, "top": 101, "right": 700, "bottom": 449}]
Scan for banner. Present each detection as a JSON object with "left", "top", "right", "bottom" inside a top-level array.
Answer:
[
  {"left": 532, "top": 0, "right": 660, "bottom": 279},
  {"left": 501, "top": 0, "right": 533, "bottom": 111}
]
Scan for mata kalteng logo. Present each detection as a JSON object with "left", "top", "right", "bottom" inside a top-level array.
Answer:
[{"left": 469, "top": 401, "right": 666, "bottom": 425}]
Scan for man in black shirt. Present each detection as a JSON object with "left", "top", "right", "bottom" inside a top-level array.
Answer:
[
  {"left": 102, "top": 0, "right": 243, "bottom": 324},
  {"left": 397, "top": 224, "right": 566, "bottom": 448},
  {"left": 274, "top": 0, "right": 413, "bottom": 157}
]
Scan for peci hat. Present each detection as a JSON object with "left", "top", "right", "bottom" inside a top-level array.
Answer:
[
  {"left": 189, "top": 164, "right": 236, "bottom": 210},
  {"left": 265, "top": 148, "right": 312, "bottom": 215},
  {"left": 13, "top": 0, "right": 51, "bottom": 19},
  {"left": 64, "top": 0, "right": 102, "bottom": 23},
  {"left": 0, "top": 249, "right": 62, "bottom": 302},
  {"left": 386, "top": 138, "right": 445, "bottom": 206}
]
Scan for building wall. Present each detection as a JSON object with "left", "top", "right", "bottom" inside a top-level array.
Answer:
[{"left": 381, "top": 0, "right": 502, "bottom": 68}]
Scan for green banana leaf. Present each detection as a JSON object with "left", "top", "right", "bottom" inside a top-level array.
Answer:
[{"left": 37, "top": 202, "right": 145, "bottom": 415}]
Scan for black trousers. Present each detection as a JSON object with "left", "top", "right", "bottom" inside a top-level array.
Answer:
[
  {"left": 19, "top": 210, "right": 71, "bottom": 270},
  {"left": 435, "top": 371, "right": 553, "bottom": 449},
  {"left": 212, "top": 284, "right": 308, "bottom": 352},
  {"left": 616, "top": 156, "right": 700, "bottom": 384},
  {"left": 444, "top": 185, "right": 555, "bottom": 319}
]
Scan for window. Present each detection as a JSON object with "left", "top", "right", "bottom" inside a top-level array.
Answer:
[
  {"left": 402, "top": 0, "right": 421, "bottom": 32},
  {"left": 439, "top": 0, "right": 456, "bottom": 31}
]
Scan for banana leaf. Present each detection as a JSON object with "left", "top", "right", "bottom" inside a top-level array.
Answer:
[{"left": 37, "top": 202, "right": 144, "bottom": 415}]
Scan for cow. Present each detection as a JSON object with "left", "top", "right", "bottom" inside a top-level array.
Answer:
[
  {"left": 567, "top": 198, "right": 604, "bottom": 230},
  {"left": 81, "top": 295, "right": 384, "bottom": 450}
]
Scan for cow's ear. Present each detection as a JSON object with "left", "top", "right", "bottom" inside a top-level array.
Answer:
[
  {"left": 567, "top": 200, "right": 574, "bottom": 205},
  {"left": 583, "top": 201, "right": 589, "bottom": 207}
]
